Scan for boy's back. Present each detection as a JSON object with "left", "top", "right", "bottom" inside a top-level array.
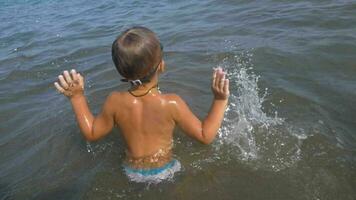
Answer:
[
  {"left": 111, "top": 90, "right": 176, "bottom": 168},
  {"left": 54, "top": 26, "right": 229, "bottom": 183}
]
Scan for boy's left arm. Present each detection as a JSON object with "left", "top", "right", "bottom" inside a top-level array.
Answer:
[{"left": 54, "top": 70, "right": 114, "bottom": 141}]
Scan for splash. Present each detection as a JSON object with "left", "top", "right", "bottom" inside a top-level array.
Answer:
[
  {"left": 86, "top": 140, "right": 115, "bottom": 159},
  {"left": 215, "top": 51, "right": 302, "bottom": 171}
]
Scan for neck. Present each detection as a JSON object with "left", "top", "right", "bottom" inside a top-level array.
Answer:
[
  {"left": 130, "top": 74, "right": 159, "bottom": 91},
  {"left": 128, "top": 75, "right": 160, "bottom": 97}
]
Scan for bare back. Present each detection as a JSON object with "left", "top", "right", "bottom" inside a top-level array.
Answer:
[{"left": 111, "top": 90, "right": 176, "bottom": 160}]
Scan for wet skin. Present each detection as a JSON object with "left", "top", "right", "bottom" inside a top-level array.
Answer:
[{"left": 54, "top": 60, "right": 229, "bottom": 167}]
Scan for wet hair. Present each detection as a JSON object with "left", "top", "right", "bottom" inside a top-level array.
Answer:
[{"left": 112, "top": 26, "right": 162, "bottom": 84}]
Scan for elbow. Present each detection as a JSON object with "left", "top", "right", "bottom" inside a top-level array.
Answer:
[
  {"left": 200, "top": 131, "right": 215, "bottom": 145},
  {"left": 200, "top": 122, "right": 218, "bottom": 145},
  {"left": 82, "top": 131, "right": 98, "bottom": 142},
  {"left": 84, "top": 136, "right": 97, "bottom": 142},
  {"left": 201, "top": 138, "right": 214, "bottom": 145}
]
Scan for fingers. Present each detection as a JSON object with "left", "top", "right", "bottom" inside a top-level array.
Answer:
[
  {"left": 213, "top": 67, "right": 225, "bottom": 90},
  {"left": 212, "top": 68, "right": 217, "bottom": 87},
  {"left": 214, "top": 68, "right": 222, "bottom": 89},
  {"left": 54, "top": 82, "right": 66, "bottom": 94},
  {"left": 55, "top": 69, "right": 84, "bottom": 95},
  {"left": 63, "top": 70, "right": 73, "bottom": 85},
  {"left": 219, "top": 72, "right": 225, "bottom": 90},
  {"left": 58, "top": 75, "right": 69, "bottom": 89},
  {"left": 71, "top": 69, "right": 79, "bottom": 83},
  {"left": 212, "top": 67, "right": 229, "bottom": 100},
  {"left": 77, "top": 72, "right": 84, "bottom": 89},
  {"left": 223, "top": 79, "right": 229, "bottom": 95}
]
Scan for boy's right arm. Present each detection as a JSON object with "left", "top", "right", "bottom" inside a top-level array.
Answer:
[
  {"left": 54, "top": 70, "right": 114, "bottom": 141},
  {"left": 171, "top": 67, "right": 229, "bottom": 144}
]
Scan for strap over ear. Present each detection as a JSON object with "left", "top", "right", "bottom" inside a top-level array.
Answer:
[
  {"left": 130, "top": 79, "right": 143, "bottom": 86},
  {"left": 121, "top": 78, "right": 143, "bottom": 86}
]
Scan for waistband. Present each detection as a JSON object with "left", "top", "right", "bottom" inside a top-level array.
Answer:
[
  {"left": 124, "top": 159, "right": 178, "bottom": 176},
  {"left": 123, "top": 159, "right": 181, "bottom": 183}
]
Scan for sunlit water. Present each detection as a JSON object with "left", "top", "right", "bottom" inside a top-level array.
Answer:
[{"left": 1, "top": 0, "right": 356, "bottom": 199}]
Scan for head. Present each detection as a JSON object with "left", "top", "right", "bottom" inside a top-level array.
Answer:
[{"left": 112, "top": 26, "right": 163, "bottom": 85}]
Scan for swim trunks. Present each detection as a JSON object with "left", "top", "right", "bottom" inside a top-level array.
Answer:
[{"left": 123, "top": 159, "right": 181, "bottom": 184}]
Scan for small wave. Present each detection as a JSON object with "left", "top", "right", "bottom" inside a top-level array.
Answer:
[{"left": 215, "top": 50, "right": 305, "bottom": 171}]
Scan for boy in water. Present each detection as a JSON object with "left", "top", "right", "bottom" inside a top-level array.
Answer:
[{"left": 54, "top": 26, "right": 229, "bottom": 183}]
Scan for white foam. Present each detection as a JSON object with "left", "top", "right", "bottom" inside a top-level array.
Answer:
[{"left": 214, "top": 51, "right": 304, "bottom": 171}]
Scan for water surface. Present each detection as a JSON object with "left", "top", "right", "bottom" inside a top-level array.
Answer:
[{"left": 1, "top": 0, "right": 356, "bottom": 199}]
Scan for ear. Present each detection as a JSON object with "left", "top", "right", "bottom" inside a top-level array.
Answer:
[{"left": 159, "top": 60, "right": 165, "bottom": 73}]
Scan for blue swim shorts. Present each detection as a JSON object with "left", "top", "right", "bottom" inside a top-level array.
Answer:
[{"left": 123, "top": 159, "right": 181, "bottom": 184}]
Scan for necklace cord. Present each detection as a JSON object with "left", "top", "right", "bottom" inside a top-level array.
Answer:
[{"left": 128, "top": 84, "right": 159, "bottom": 97}]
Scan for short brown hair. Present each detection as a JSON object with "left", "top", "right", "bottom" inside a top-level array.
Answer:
[{"left": 112, "top": 26, "right": 162, "bottom": 83}]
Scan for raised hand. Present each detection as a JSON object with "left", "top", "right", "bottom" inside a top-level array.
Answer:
[
  {"left": 211, "top": 67, "right": 230, "bottom": 100},
  {"left": 54, "top": 69, "right": 84, "bottom": 98}
]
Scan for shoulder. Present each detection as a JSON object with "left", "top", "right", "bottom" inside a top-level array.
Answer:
[
  {"left": 108, "top": 91, "right": 133, "bottom": 101},
  {"left": 161, "top": 93, "right": 189, "bottom": 117},
  {"left": 103, "top": 91, "right": 126, "bottom": 108},
  {"left": 162, "top": 93, "right": 185, "bottom": 105}
]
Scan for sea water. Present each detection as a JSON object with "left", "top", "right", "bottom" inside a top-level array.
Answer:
[{"left": 1, "top": 0, "right": 356, "bottom": 199}]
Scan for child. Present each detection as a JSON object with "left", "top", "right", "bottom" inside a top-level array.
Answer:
[{"left": 54, "top": 26, "right": 229, "bottom": 183}]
